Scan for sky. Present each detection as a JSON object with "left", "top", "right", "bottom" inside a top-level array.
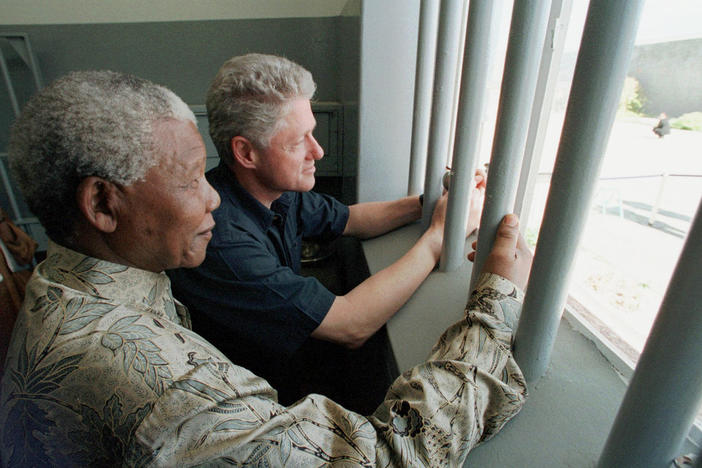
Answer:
[
  {"left": 565, "top": 0, "right": 702, "bottom": 52},
  {"left": 637, "top": 0, "right": 702, "bottom": 44}
]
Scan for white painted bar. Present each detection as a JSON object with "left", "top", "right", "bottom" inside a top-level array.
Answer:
[
  {"left": 439, "top": 0, "right": 496, "bottom": 271},
  {"left": 513, "top": 0, "right": 645, "bottom": 382},
  {"left": 421, "top": 0, "right": 465, "bottom": 227},
  {"left": 514, "top": 0, "right": 573, "bottom": 228},
  {"left": 468, "top": 0, "right": 551, "bottom": 287},
  {"left": 408, "top": 0, "right": 440, "bottom": 196}
]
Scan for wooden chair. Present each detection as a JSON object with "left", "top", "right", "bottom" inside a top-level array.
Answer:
[{"left": 0, "top": 211, "right": 37, "bottom": 377}]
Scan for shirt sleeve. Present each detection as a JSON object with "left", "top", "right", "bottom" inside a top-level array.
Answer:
[
  {"left": 298, "top": 191, "right": 350, "bottom": 240},
  {"left": 180, "top": 232, "right": 336, "bottom": 359},
  {"left": 134, "top": 272, "right": 528, "bottom": 466}
]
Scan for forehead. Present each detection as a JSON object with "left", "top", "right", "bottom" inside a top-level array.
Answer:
[
  {"left": 153, "top": 119, "right": 205, "bottom": 171},
  {"left": 278, "top": 98, "right": 315, "bottom": 133}
]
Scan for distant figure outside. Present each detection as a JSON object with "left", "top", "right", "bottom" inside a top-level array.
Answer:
[{"left": 652, "top": 112, "right": 671, "bottom": 138}]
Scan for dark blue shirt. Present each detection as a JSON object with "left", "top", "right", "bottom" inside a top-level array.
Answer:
[{"left": 167, "top": 163, "right": 349, "bottom": 386}]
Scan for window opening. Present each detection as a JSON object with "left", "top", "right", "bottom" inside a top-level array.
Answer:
[{"left": 522, "top": 0, "right": 702, "bottom": 422}]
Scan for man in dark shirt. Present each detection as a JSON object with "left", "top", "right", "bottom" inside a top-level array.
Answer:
[
  {"left": 168, "top": 54, "right": 485, "bottom": 410},
  {"left": 652, "top": 112, "right": 671, "bottom": 138}
]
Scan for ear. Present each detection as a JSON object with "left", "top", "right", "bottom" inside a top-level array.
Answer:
[
  {"left": 76, "top": 177, "right": 121, "bottom": 233},
  {"left": 230, "top": 136, "right": 259, "bottom": 170}
]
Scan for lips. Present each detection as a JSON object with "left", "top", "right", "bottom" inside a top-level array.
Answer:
[{"left": 199, "top": 223, "right": 215, "bottom": 237}]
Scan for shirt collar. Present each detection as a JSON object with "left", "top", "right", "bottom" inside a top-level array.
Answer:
[
  {"left": 43, "top": 241, "right": 181, "bottom": 322},
  {"left": 210, "top": 162, "right": 294, "bottom": 232}
]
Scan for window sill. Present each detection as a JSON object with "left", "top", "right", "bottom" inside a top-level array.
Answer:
[{"left": 361, "top": 222, "right": 700, "bottom": 464}]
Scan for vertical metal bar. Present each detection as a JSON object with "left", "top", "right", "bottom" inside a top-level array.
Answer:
[
  {"left": 421, "top": 0, "right": 465, "bottom": 228},
  {"left": 598, "top": 199, "right": 702, "bottom": 467},
  {"left": 0, "top": 48, "right": 21, "bottom": 117},
  {"left": 648, "top": 172, "right": 668, "bottom": 225},
  {"left": 468, "top": 0, "right": 552, "bottom": 287},
  {"left": 695, "top": 447, "right": 702, "bottom": 468},
  {"left": 408, "top": 0, "right": 441, "bottom": 196},
  {"left": 514, "top": 0, "right": 573, "bottom": 229},
  {"left": 513, "top": 0, "right": 645, "bottom": 382},
  {"left": 439, "top": 0, "right": 496, "bottom": 271}
]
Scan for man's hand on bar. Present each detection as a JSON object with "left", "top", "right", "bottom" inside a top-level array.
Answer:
[{"left": 468, "top": 214, "right": 532, "bottom": 290}]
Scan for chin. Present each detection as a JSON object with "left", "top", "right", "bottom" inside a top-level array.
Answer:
[
  {"left": 301, "top": 176, "right": 316, "bottom": 192},
  {"left": 179, "top": 251, "right": 207, "bottom": 269}
]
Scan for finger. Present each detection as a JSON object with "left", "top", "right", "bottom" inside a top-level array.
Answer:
[
  {"left": 493, "top": 214, "right": 520, "bottom": 254},
  {"left": 471, "top": 240, "right": 477, "bottom": 249},
  {"left": 467, "top": 251, "right": 476, "bottom": 262},
  {"left": 474, "top": 168, "right": 487, "bottom": 188}
]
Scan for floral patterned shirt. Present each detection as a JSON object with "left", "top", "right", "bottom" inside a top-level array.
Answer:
[{"left": 0, "top": 242, "right": 527, "bottom": 467}]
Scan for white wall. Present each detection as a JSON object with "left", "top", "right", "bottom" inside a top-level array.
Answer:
[
  {"left": 0, "top": 0, "right": 352, "bottom": 25},
  {"left": 357, "top": 0, "right": 420, "bottom": 202}
]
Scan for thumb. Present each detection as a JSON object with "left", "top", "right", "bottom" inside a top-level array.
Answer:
[
  {"left": 492, "top": 214, "right": 520, "bottom": 255},
  {"left": 482, "top": 214, "right": 532, "bottom": 289}
]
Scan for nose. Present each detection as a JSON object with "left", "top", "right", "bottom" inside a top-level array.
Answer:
[
  {"left": 205, "top": 181, "right": 221, "bottom": 212},
  {"left": 308, "top": 134, "right": 324, "bottom": 160}
]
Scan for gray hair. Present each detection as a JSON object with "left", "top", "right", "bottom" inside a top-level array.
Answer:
[
  {"left": 8, "top": 70, "right": 196, "bottom": 244},
  {"left": 206, "top": 53, "right": 316, "bottom": 165}
]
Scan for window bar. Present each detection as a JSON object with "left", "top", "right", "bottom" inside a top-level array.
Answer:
[
  {"left": 408, "top": 0, "right": 440, "bottom": 196},
  {"left": 439, "top": 0, "right": 497, "bottom": 271},
  {"left": 512, "top": 0, "right": 645, "bottom": 382},
  {"left": 513, "top": 0, "right": 573, "bottom": 228},
  {"left": 468, "top": 0, "right": 552, "bottom": 287},
  {"left": 695, "top": 447, "right": 702, "bottom": 468},
  {"left": 598, "top": 197, "right": 702, "bottom": 466},
  {"left": 647, "top": 172, "right": 669, "bottom": 226},
  {"left": 421, "top": 0, "right": 465, "bottom": 228}
]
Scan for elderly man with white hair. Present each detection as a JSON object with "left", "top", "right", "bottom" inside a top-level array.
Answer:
[{"left": 0, "top": 70, "right": 531, "bottom": 466}]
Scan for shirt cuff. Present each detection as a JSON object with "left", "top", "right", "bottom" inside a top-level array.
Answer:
[
  {"left": 469, "top": 272, "right": 524, "bottom": 332},
  {"left": 474, "top": 272, "right": 524, "bottom": 300}
]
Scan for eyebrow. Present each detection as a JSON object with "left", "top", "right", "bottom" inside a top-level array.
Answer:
[{"left": 180, "top": 148, "right": 206, "bottom": 171}]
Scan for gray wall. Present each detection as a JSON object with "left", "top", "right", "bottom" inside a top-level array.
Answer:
[
  {"left": 338, "top": 13, "right": 361, "bottom": 183},
  {"left": 0, "top": 16, "right": 360, "bottom": 226},
  {"left": 628, "top": 38, "right": 702, "bottom": 117},
  {"left": 1, "top": 17, "right": 356, "bottom": 144},
  {"left": 0, "top": 1, "right": 351, "bottom": 24},
  {"left": 357, "top": 0, "right": 420, "bottom": 203}
]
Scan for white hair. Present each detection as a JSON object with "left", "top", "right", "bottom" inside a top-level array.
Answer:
[
  {"left": 206, "top": 53, "right": 316, "bottom": 165},
  {"left": 8, "top": 70, "right": 196, "bottom": 243}
]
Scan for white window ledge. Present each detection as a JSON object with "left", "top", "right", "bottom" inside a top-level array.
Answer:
[{"left": 361, "top": 222, "right": 701, "bottom": 465}]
